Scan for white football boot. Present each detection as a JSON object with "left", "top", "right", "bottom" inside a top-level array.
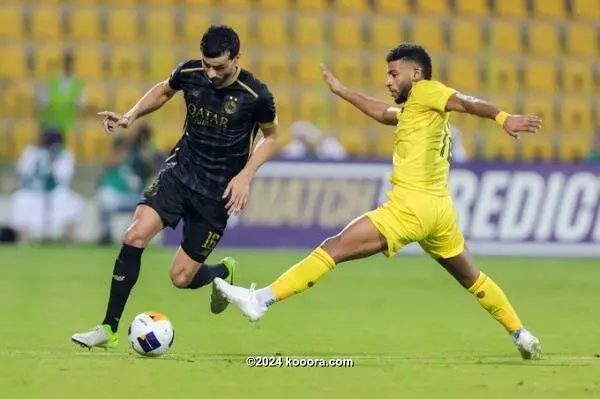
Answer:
[
  {"left": 213, "top": 278, "right": 267, "bottom": 322},
  {"left": 71, "top": 325, "right": 118, "bottom": 349},
  {"left": 513, "top": 329, "right": 542, "bottom": 360}
]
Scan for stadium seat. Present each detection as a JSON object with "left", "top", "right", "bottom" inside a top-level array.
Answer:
[
  {"left": 332, "top": 55, "right": 365, "bottom": 88},
  {"left": 106, "top": 7, "right": 140, "bottom": 44},
  {"left": 336, "top": 127, "right": 369, "bottom": 156},
  {"left": 147, "top": 47, "right": 178, "bottom": 81},
  {"left": 180, "top": 0, "right": 212, "bottom": 5},
  {"left": 561, "top": 97, "right": 594, "bottom": 134},
  {"left": 451, "top": 110, "right": 482, "bottom": 132},
  {"left": 332, "top": 0, "right": 369, "bottom": 13},
  {"left": 296, "top": 0, "right": 328, "bottom": 11},
  {"left": 410, "top": 17, "right": 445, "bottom": 52},
  {"left": 333, "top": 98, "right": 368, "bottom": 126},
  {"left": 298, "top": 91, "right": 328, "bottom": 124},
  {"left": 0, "top": 121, "right": 10, "bottom": 159},
  {"left": 73, "top": 46, "right": 104, "bottom": 79},
  {"left": 370, "top": 17, "right": 403, "bottom": 50},
  {"left": 144, "top": 8, "right": 176, "bottom": 45},
  {"left": 149, "top": 121, "right": 182, "bottom": 153},
  {"left": 108, "top": 47, "right": 143, "bottom": 81},
  {"left": 144, "top": 0, "right": 178, "bottom": 4},
  {"left": 558, "top": 134, "right": 590, "bottom": 162},
  {"left": 297, "top": 53, "right": 322, "bottom": 85},
  {"left": 332, "top": 15, "right": 365, "bottom": 49},
  {"left": 30, "top": 6, "right": 62, "bottom": 41},
  {"left": 374, "top": 0, "right": 410, "bottom": 14},
  {"left": 446, "top": 57, "right": 480, "bottom": 92},
  {"left": 271, "top": 88, "right": 293, "bottom": 125},
  {"left": 368, "top": 58, "right": 387, "bottom": 86},
  {"left": 520, "top": 135, "right": 555, "bottom": 162},
  {"left": 562, "top": 60, "right": 595, "bottom": 94},
  {"left": 532, "top": 0, "right": 566, "bottom": 19},
  {"left": 481, "top": 130, "right": 517, "bottom": 161},
  {"left": 104, "top": 0, "right": 138, "bottom": 5},
  {"left": 414, "top": 0, "right": 449, "bottom": 15},
  {"left": 181, "top": 10, "right": 211, "bottom": 44},
  {"left": 1, "top": 82, "right": 35, "bottom": 118},
  {"left": 0, "top": 5, "right": 24, "bottom": 40},
  {"left": 256, "top": 12, "right": 289, "bottom": 47},
  {"left": 257, "top": 52, "right": 292, "bottom": 83},
  {"left": 63, "top": 0, "right": 102, "bottom": 3},
  {"left": 453, "top": 0, "right": 489, "bottom": 16},
  {"left": 220, "top": 12, "right": 252, "bottom": 46},
  {"left": 482, "top": 57, "right": 519, "bottom": 93},
  {"left": 113, "top": 85, "right": 143, "bottom": 115},
  {"left": 219, "top": 0, "right": 253, "bottom": 9},
  {"left": 571, "top": 0, "right": 600, "bottom": 21},
  {"left": 293, "top": 14, "right": 325, "bottom": 47},
  {"left": 151, "top": 91, "right": 186, "bottom": 122},
  {"left": 522, "top": 96, "right": 557, "bottom": 132},
  {"left": 12, "top": 120, "right": 39, "bottom": 161},
  {"left": 82, "top": 83, "right": 109, "bottom": 115},
  {"left": 33, "top": 45, "right": 64, "bottom": 79},
  {"left": 565, "top": 23, "right": 597, "bottom": 57},
  {"left": 489, "top": 20, "right": 523, "bottom": 54},
  {"left": 528, "top": 21, "right": 561, "bottom": 56},
  {"left": 67, "top": 6, "right": 101, "bottom": 42},
  {"left": 450, "top": 19, "right": 483, "bottom": 54},
  {"left": 0, "top": 44, "right": 27, "bottom": 79},
  {"left": 494, "top": 0, "right": 528, "bottom": 18},
  {"left": 79, "top": 119, "right": 111, "bottom": 162},
  {"left": 523, "top": 60, "right": 557, "bottom": 93},
  {"left": 255, "top": 0, "right": 289, "bottom": 10}
]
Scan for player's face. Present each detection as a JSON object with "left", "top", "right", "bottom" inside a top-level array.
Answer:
[
  {"left": 201, "top": 52, "right": 239, "bottom": 87},
  {"left": 385, "top": 59, "right": 423, "bottom": 104}
]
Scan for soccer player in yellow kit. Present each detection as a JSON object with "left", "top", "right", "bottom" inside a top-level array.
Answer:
[{"left": 215, "top": 44, "right": 543, "bottom": 359}]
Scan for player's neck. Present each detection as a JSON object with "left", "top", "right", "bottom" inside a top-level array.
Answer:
[{"left": 215, "top": 66, "right": 241, "bottom": 89}]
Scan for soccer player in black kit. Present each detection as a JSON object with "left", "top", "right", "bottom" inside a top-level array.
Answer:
[{"left": 72, "top": 26, "right": 279, "bottom": 349}]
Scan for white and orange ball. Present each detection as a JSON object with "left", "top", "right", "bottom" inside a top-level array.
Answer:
[{"left": 128, "top": 311, "right": 174, "bottom": 357}]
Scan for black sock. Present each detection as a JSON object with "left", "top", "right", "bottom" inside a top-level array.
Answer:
[
  {"left": 187, "top": 263, "right": 229, "bottom": 289},
  {"left": 102, "top": 244, "right": 144, "bottom": 333}
]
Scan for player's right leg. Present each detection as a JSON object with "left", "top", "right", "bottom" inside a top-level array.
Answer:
[
  {"left": 71, "top": 204, "right": 164, "bottom": 349},
  {"left": 214, "top": 214, "right": 388, "bottom": 321}
]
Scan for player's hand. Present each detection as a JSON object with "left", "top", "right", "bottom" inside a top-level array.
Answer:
[
  {"left": 223, "top": 172, "right": 252, "bottom": 216},
  {"left": 98, "top": 111, "right": 133, "bottom": 134},
  {"left": 320, "top": 64, "right": 345, "bottom": 95},
  {"left": 503, "top": 115, "right": 542, "bottom": 139}
]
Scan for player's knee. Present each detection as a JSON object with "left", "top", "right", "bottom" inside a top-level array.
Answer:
[
  {"left": 170, "top": 270, "right": 192, "bottom": 289},
  {"left": 123, "top": 225, "right": 150, "bottom": 248}
]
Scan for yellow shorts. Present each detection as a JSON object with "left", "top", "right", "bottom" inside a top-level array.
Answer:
[{"left": 365, "top": 187, "right": 465, "bottom": 259}]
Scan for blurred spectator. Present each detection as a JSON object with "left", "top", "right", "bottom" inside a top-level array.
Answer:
[
  {"left": 97, "top": 123, "right": 159, "bottom": 245},
  {"left": 280, "top": 121, "right": 347, "bottom": 160},
  {"left": 586, "top": 126, "right": 600, "bottom": 163},
  {"left": 451, "top": 125, "right": 468, "bottom": 163},
  {"left": 36, "top": 51, "right": 84, "bottom": 138},
  {"left": 11, "top": 129, "right": 84, "bottom": 242}
]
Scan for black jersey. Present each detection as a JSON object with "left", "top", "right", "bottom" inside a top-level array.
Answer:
[{"left": 165, "top": 59, "right": 277, "bottom": 201}]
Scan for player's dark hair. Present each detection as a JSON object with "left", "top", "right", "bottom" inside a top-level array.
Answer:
[
  {"left": 200, "top": 25, "right": 240, "bottom": 59},
  {"left": 386, "top": 44, "right": 432, "bottom": 79}
]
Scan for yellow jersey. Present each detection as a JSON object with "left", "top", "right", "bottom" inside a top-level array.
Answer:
[{"left": 391, "top": 79, "right": 456, "bottom": 197}]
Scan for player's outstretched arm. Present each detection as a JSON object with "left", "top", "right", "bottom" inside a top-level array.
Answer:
[
  {"left": 321, "top": 64, "right": 399, "bottom": 126},
  {"left": 98, "top": 80, "right": 177, "bottom": 134},
  {"left": 445, "top": 93, "right": 542, "bottom": 139}
]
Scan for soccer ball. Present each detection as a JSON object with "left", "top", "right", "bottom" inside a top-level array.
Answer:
[{"left": 128, "top": 311, "right": 174, "bottom": 357}]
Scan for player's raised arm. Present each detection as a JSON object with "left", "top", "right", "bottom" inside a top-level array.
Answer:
[
  {"left": 321, "top": 64, "right": 399, "bottom": 126},
  {"left": 445, "top": 93, "right": 542, "bottom": 139}
]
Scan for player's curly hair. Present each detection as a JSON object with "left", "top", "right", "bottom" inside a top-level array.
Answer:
[
  {"left": 386, "top": 44, "right": 432, "bottom": 79},
  {"left": 201, "top": 25, "right": 240, "bottom": 59}
]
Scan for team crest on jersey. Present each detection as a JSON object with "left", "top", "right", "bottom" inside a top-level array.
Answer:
[
  {"left": 224, "top": 96, "right": 238, "bottom": 114},
  {"left": 191, "top": 90, "right": 200, "bottom": 97}
]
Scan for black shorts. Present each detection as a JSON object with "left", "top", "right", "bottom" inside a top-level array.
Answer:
[{"left": 139, "top": 168, "right": 228, "bottom": 263}]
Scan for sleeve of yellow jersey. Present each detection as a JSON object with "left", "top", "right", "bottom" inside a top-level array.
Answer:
[{"left": 413, "top": 80, "right": 457, "bottom": 112}]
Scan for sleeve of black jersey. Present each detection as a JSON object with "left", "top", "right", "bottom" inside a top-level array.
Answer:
[
  {"left": 167, "top": 61, "right": 188, "bottom": 91},
  {"left": 253, "top": 85, "right": 277, "bottom": 127}
]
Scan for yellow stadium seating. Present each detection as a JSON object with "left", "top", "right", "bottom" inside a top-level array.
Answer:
[
  {"left": 494, "top": 0, "right": 528, "bottom": 18},
  {"left": 180, "top": 0, "right": 211, "bottom": 5},
  {"left": 561, "top": 97, "right": 594, "bottom": 134},
  {"left": 30, "top": 6, "right": 62, "bottom": 41},
  {"left": 106, "top": 7, "right": 140, "bottom": 44},
  {"left": 373, "top": 129, "right": 395, "bottom": 158},
  {"left": 147, "top": 47, "right": 178, "bottom": 81},
  {"left": 571, "top": 0, "right": 600, "bottom": 21},
  {"left": 370, "top": 17, "right": 403, "bottom": 50},
  {"left": 489, "top": 20, "right": 523, "bottom": 54},
  {"left": 105, "top": 0, "right": 138, "bottom": 5},
  {"left": 451, "top": 111, "right": 482, "bottom": 132},
  {"left": 220, "top": 12, "right": 252, "bottom": 46},
  {"left": 293, "top": 14, "right": 325, "bottom": 47},
  {"left": 558, "top": 134, "right": 590, "bottom": 161},
  {"left": 73, "top": 46, "right": 103, "bottom": 79},
  {"left": 368, "top": 58, "right": 387, "bottom": 86},
  {"left": 454, "top": 0, "right": 489, "bottom": 16},
  {"left": 67, "top": 6, "right": 101, "bottom": 42},
  {"left": 1, "top": 82, "right": 35, "bottom": 118},
  {"left": 0, "top": 44, "right": 27, "bottom": 79},
  {"left": 257, "top": 52, "right": 292, "bottom": 83},
  {"left": 333, "top": 99, "right": 368, "bottom": 126},
  {"left": 297, "top": 53, "right": 322, "bottom": 85},
  {"left": 108, "top": 47, "right": 143, "bottom": 81},
  {"left": 446, "top": 57, "right": 480, "bottom": 92},
  {"left": 0, "top": 5, "right": 23, "bottom": 40},
  {"left": 256, "top": 12, "right": 288, "bottom": 47},
  {"left": 450, "top": 19, "right": 483, "bottom": 54},
  {"left": 219, "top": 0, "right": 253, "bottom": 9},
  {"left": 255, "top": 0, "right": 289, "bottom": 10},
  {"left": 565, "top": 23, "right": 597, "bottom": 57},
  {"left": 144, "top": 0, "right": 178, "bottom": 4},
  {"left": 12, "top": 120, "right": 39, "bottom": 161},
  {"left": 79, "top": 119, "right": 111, "bottom": 162},
  {"left": 332, "top": 0, "right": 369, "bottom": 13},
  {"left": 520, "top": 135, "right": 555, "bottom": 162},
  {"left": 481, "top": 130, "right": 517, "bottom": 161},
  {"left": 410, "top": 17, "right": 445, "bottom": 52},
  {"left": 332, "top": 15, "right": 364, "bottom": 49},
  {"left": 374, "top": 0, "right": 410, "bottom": 14},
  {"left": 271, "top": 88, "right": 293, "bottom": 125},
  {"left": 296, "top": 0, "right": 328, "bottom": 11},
  {"left": 63, "top": 0, "right": 102, "bottom": 4},
  {"left": 34, "top": 45, "right": 64, "bottom": 79},
  {"left": 528, "top": 21, "right": 561, "bottom": 56},
  {"left": 182, "top": 10, "right": 211, "bottom": 44},
  {"left": 336, "top": 128, "right": 369, "bottom": 156},
  {"left": 482, "top": 58, "right": 519, "bottom": 93},
  {"left": 414, "top": 0, "right": 449, "bottom": 15},
  {"left": 562, "top": 60, "right": 595, "bottom": 94},
  {"left": 523, "top": 61, "right": 557, "bottom": 93},
  {"left": 531, "top": 0, "right": 565, "bottom": 19},
  {"left": 522, "top": 96, "right": 557, "bottom": 132},
  {"left": 332, "top": 55, "right": 365, "bottom": 88},
  {"left": 82, "top": 83, "right": 109, "bottom": 115},
  {"left": 0, "top": 121, "right": 10, "bottom": 159},
  {"left": 298, "top": 91, "right": 328, "bottom": 124},
  {"left": 455, "top": 129, "right": 477, "bottom": 160},
  {"left": 113, "top": 85, "right": 143, "bottom": 114},
  {"left": 145, "top": 8, "right": 176, "bottom": 45}
]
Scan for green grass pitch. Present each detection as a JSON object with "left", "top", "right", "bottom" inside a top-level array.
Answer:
[{"left": 0, "top": 245, "right": 599, "bottom": 398}]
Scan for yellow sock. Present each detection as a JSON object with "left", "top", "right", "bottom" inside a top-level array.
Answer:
[
  {"left": 468, "top": 272, "right": 523, "bottom": 333},
  {"left": 269, "top": 248, "right": 336, "bottom": 301}
]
